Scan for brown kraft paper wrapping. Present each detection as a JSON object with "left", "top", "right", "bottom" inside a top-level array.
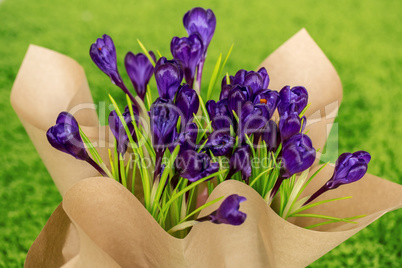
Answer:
[{"left": 11, "top": 29, "right": 402, "bottom": 268}]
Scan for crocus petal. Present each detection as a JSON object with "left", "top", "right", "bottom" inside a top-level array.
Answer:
[
  {"left": 228, "top": 85, "right": 251, "bottom": 117},
  {"left": 206, "top": 99, "right": 232, "bottom": 132},
  {"left": 353, "top": 150, "right": 371, "bottom": 164},
  {"left": 257, "top": 67, "right": 270, "bottom": 89},
  {"left": 125, "top": 51, "right": 155, "bottom": 101},
  {"left": 220, "top": 84, "right": 232, "bottom": 100},
  {"left": 231, "top": 69, "right": 246, "bottom": 85},
  {"left": 228, "top": 145, "right": 252, "bottom": 183}
]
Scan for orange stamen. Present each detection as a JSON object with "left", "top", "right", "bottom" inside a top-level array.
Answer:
[
  {"left": 98, "top": 47, "right": 102, "bottom": 51},
  {"left": 260, "top": 99, "right": 267, "bottom": 104}
]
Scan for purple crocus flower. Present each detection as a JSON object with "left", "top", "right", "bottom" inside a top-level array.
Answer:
[
  {"left": 150, "top": 98, "right": 179, "bottom": 151},
  {"left": 222, "top": 68, "right": 270, "bottom": 94},
  {"left": 270, "top": 133, "right": 316, "bottom": 198},
  {"left": 47, "top": 112, "right": 106, "bottom": 176},
  {"left": 171, "top": 34, "right": 204, "bottom": 88},
  {"left": 183, "top": 7, "right": 216, "bottom": 53},
  {"left": 90, "top": 35, "right": 122, "bottom": 86},
  {"left": 278, "top": 111, "right": 306, "bottom": 142},
  {"left": 253, "top": 89, "right": 279, "bottom": 118},
  {"left": 277, "top": 85, "right": 308, "bottom": 116},
  {"left": 239, "top": 101, "right": 270, "bottom": 138},
  {"left": 281, "top": 133, "right": 316, "bottom": 177},
  {"left": 304, "top": 151, "right": 371, "bottom": 205},
  {"left": 108, "top": 105, "right": 139, "bottom": 155},
  {"left": 233, "top": 68, "right": 270, "bottom": 94},
  {"left": 175, "top": 149, "right": 219, "bottom": 182},
  {"left": 90, "top": 35, "right": 140, "bottom": 109},
  {"left": 206, "top": 99, "right": 233, "bottom": 132},
  {"left": 198, "top": 194, "right": 247, "bottom": 226},
  {"left": 226, "top": 145, "right": 252, "bottom": 183},
  {"left": 124, "top": 51, "right": 156, "bottom": 101},
  {"left": 150, "top": 98, "right": 180, "bottom": 181},
  {"left": 173, "top": 122, "right": 199, "bottom": 152},
  {"left": 154, "top": 57, "right": 183, "bottom": 100},
  {"left": 175, "top": 84, "right": 199, "bottom": 125},
  {"left": 205, "top": 131, "right": 235, "bottom": 156}
]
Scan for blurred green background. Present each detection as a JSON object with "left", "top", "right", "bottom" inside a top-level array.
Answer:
[{"left": 0, "top": 0, "right": 401, "bottom": 267}]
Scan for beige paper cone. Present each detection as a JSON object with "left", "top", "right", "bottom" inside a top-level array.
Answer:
[
  {"left": 13, "top": 30, "right": 402, "bottom": 268},
  {"left": 10, "top": 45, "right": 112, "bottom": 196}
]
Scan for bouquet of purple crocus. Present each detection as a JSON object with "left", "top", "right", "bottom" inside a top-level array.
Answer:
[{"left": 46, "top": 7, "right": 370, "bottom": 236}]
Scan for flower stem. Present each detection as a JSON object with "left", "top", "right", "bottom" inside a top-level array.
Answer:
[
  {"left": 86, "top": 157, "right": 108, "bottom": 177},
  {"left": 153, "top": 149, "right": 165, "bottom": 181},
  {"left": 195, "top": 57, "right": 206, "bottom": 94},
  {"left": 167, "top": 220, "right": 199, "bottom": 234},
  {"left": 303, "top": 184, "right": 329, "bottom": 206},
  {"left": 270, "top": 175, "right": 285, "bottom": 199}
]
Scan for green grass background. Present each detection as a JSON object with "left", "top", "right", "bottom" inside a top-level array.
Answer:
[{"left": 0, "top": 0, "right": 401, "bottom": 267}]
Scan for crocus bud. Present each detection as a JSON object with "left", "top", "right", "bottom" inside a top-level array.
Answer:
[
  {"left": 277, "top": 85, "right": 308, "bottom": 116},
  {"left": 198, "top": 194, "right": 247, "bottom": 226},
  {"left": 124, "top": 51, "right": 155, "bottom": 101},
  {"left": 175, "top": 84, "right": 199, "bottom": 125},
  {"left": 47, "top": 112, "right": 89, "bottom": 161},
  {"left": 154, "top": 57, "right": 183, "bottom": 100},
  {"left": 183, "top": 7, "right": 216, "bottom": 53},
  {"left": 47, "top": 112, "right": 107, "bottom": 176},
  {"left": 304, "top": 151, "right": 371, "bottom": 205},
  {"left": 108, "top": 105, "right": 139, "bottom": 155},
  {"left": 226, "top": 145, "right": 252, "bottom": 183},
  {"left": 90, "top": 35, "right": 124, "bottom": 89},
  {"left": 278, "top": 111, "right": 306, "bottom": 142},
  {"left": 171, "top": 34, "right": 204, "bottom": 88},
  {"left": 206, "top": 131, "right": 235, "bottom": 156},
  {"left": 206, "top": 99, "right": 232, "bottom": 132},
  {"left": 175, "top": 149, "right": 219, "bottom": 182},
  {"left": 281, "top": 133, "right": 316, "bottom": 177},
  {"left": 150, "top": 98, "right": 180, "bottom": 151}
]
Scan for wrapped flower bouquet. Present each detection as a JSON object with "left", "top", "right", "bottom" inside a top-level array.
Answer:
[{"left": 11, "top": 7, "right": 402, "bottom": 268}]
